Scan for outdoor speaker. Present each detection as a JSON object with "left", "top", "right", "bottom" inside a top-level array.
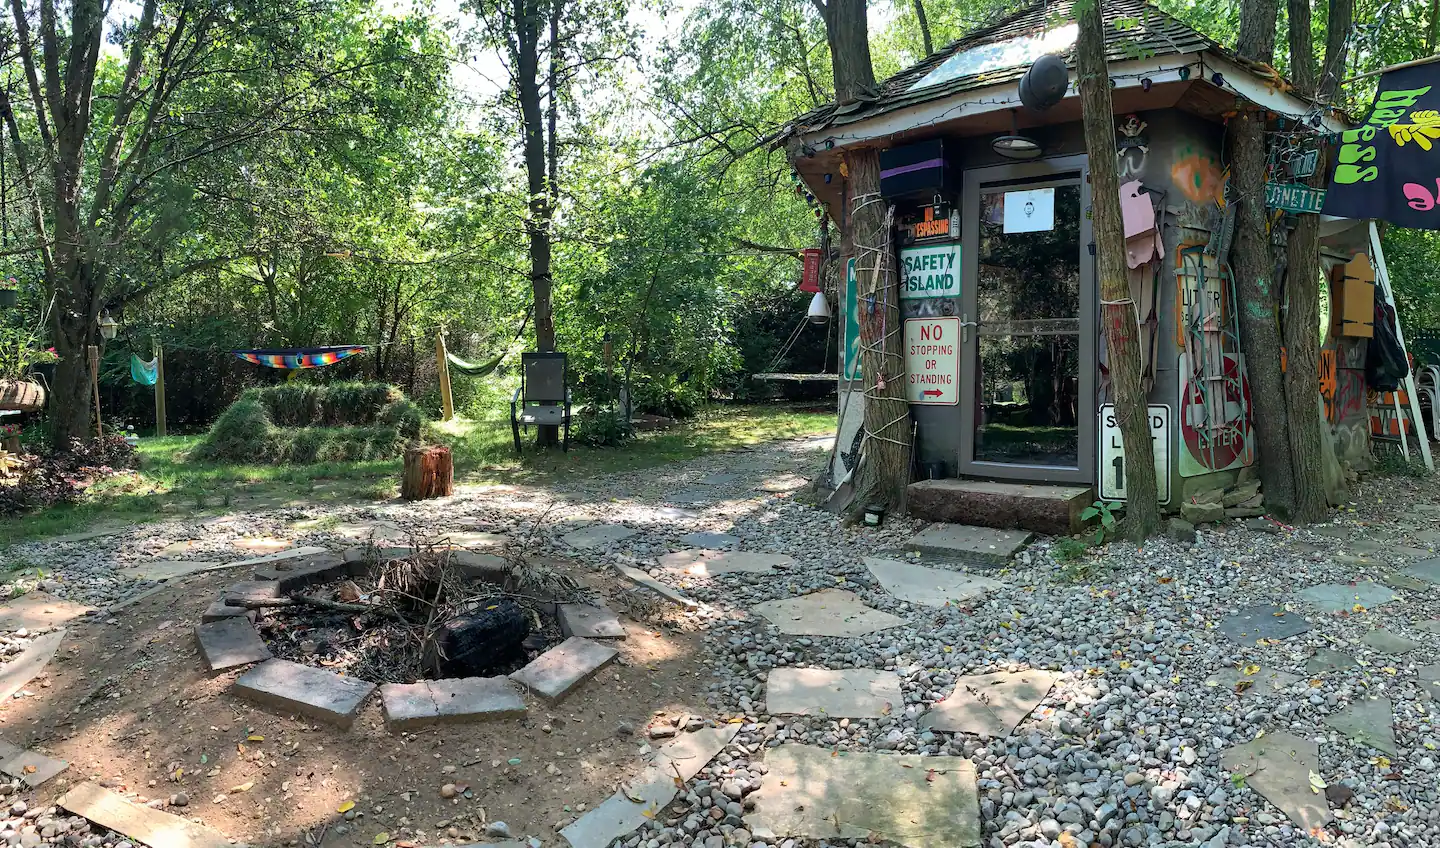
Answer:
[
  {"left": 1019, "top": 54, "right": 1069, "bottom": 112},
  {"left": 880, "top": 139, "right": 948, "bottom": 199}
]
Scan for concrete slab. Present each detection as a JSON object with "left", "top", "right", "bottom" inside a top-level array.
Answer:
[
  {"left": 1295, "top": 581, "right": 1395, "bottom": 614},
  {"left": 232, "top": 659, "right": 376, "bottom": 729},
  {"left": 233, "top": 537, "right": 293, "bottom": 554},
  {"left": 1324, "top": 697, "right": 1397, "bottom": 755},
  {"left": 920, "top": 670, "right": 1060, "bottom": 738},
  {"left": 0, "top": 740, "right": 68, "bottom": 787},
  {"left": 1360, "top": 629, "right": 1419, "bottom": 654},
  {"left": 751, "top": 589, "right": 903, "bottom": 638},
  {"left": 557, "top": 604, "right": 626, "bottom": 639},
  {"left": 664, "top": 489, "right": 715, "bottom": 505},
  {"left": 658, "top": 549, "right": 793, "bottom": 577},
  {"left": 58, "top": 782, "right": 234, "bottom": 848},
  {"left": 746, "top": 745, "right": 981, "bottom": 848},
  {"left": 1218, "top": 605, "right": 1311, "bottom": 644},
  {"left": 1306, "top": 648, "right": 1357, "bottom": 675},
  {"left": 1221, "top": 732, "right": 1331, "bottom": 832},
  {"left": 906, "top": 523, "right": 1031, "bottom": 565},
  {"left": 1420, "top": 665, "right": 1440, "bottom": 699},
  {"left": 333, "top": 520, "right": 404, "bottom": 540},
  {"left": 1204, "top": 665, "right": 1301, "bottom": 697},
  {"left": 46, "top": 525, "right": 128, "bottom": 544},
  {"left": 379, "top": 677, "right": 526, "bottom": 731},
  {"left": 678, "top": 531, "right": 738, "bottom": 548},
  {"left": 231, "top": 545, "right": 328, "bottom": 568},
  {"left": 222, "top": 580, "right": 282, "bottom": 608},
  {"left": 118, "top": 561, "right": 227, "bottom": 582},
  {"left": 510, "top": 636, "right": 618, "bottom": 703},
  {"left": 437, "top": 531, "right": 507, "bottom": 549},
  {"left": 757, "top": 474, "right": 808, "bottom": 493},
  {"left": 863, "top": 557, "right": 1004, "bottom": 607},
  {"left": 560, "top": 727, "right": 739, "bottom": 848},
  {"left": 195, "top": 618, "right": 271, "bottom": 672},
  {"left": 1402, "top": 558, "right": 1440, "bottom": 585},
  {"left": 0, "top": 629, "right": 64, "bottom": 702},
  {"left": 562, "top": 525, "right": 637, "bottom": 549},
  {"left": 202, "top": 599, "right": 257, "bottom": 623},
  {"left": 1416, "top": 529, "right": 1440, "bottom": 546},
  {"left": 697, "top": 473, "right": 738, "bottom": 486},
  {"left": 0, "top": 592, "right": 93, "bottom": 631},
  {"left": 253, "top": 553, "right": 350, "bottom": 591},
  {"left": 613, "top": 563, "right": 698, "bottom": 608},
  {"left": 766, "top": 668, "right": 901, "bottom": 718}
]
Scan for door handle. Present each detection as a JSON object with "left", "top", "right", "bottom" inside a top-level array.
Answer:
[{"left": 959, "top": 313, "right": 978, "bottom": 343}]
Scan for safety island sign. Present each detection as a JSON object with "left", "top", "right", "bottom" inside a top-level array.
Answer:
[
  {"left": 904, "top": 317, "right": 959, "bottom": 405},
  {"left": 899, "top": 242, "right": 960, "bottom": 300}
]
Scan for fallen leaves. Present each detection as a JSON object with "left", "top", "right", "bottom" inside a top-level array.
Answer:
[
  {"left": 372, "top": 833, "right": 390, "bottom": 845},
  {"left": 229, "top": 782, "right": 254, "bottom": 793},
  {"left": 1308, "top": 770, "right": 1327, "bottom": 794},
  {"left": 337, "top": 801, "right": 355, "bottom": 814}
]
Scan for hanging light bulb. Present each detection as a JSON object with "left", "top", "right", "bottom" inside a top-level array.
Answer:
[{"left": 807, "top": 292, "right": 831, "bottom": 324}]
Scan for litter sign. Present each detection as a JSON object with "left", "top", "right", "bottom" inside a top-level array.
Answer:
[
  {"left": 1098, "top": 403, "right": 1170, "bottom": 503},
  {"left": 904, "top": 317, "right": 959, "bottom": 405}
]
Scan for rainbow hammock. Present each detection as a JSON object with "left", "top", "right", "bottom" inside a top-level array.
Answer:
[{"left": 233, "top": 346, "right": 368, "bottom": 370}]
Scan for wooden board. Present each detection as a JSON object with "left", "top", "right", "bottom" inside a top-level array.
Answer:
[{"left": 58, "top": 782, "right": 239, "bottom": 848}]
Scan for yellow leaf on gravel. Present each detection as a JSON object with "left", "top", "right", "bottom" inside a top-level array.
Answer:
[
  {"left": 248, "top": 735, "right": 264, "bottom": 742},
  {"left": 1308, "top": 771, "right": 1327, "bottom": 793},
  {"left": 373, "top": 834, "right": 390, "bottom": 845},
  {"left": 1242, "top": 664, "right": 1261, "bottom": 676},
  {"left": 337, "top": 801, "right": 355, "bottom": 814},
  {"left": 230, "top": 782, "right": 254, "bottom": 793}
]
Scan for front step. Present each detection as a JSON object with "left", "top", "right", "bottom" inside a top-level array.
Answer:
[{"left": 907, "top": 479, "right": 1093, "bottom": 536}]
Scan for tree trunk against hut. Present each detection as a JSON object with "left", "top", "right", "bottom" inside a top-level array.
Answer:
[
  {"left": 813, "top": 0, "right": 911, "bottom": 511},
  {"left": 402, "top": 445, "right": 454, "bottom": 500},
  {"left": 1229, "top": 0, "right": 1294, "bottom": 516},
  {"left": 1282, "top": 0, "right": 1352, "bottom": 520},
  {"left": 913, "top": 0, "right": 934, "bottom": 56},
  {"left": 1077, "top": 0, "right": 1158, "bottom": 539}
]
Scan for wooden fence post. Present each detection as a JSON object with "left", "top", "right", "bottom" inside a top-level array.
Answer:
[
  {"left": 154, "top": 340, "right": 167, "bottom": 437},
  {"left": 436, "top": 332, "right": 454, "bottom": 421},
  {"left": 88, "top": 344, "right": 102, "bottom": 439}
]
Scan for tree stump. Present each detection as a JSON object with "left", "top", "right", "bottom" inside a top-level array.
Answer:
[{"left": 401, "top": 445, "right": 453, "bottom": 500}]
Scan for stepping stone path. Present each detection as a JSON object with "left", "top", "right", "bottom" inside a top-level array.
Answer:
[
  {"left": 379, "top": 677, "right": 526, "bottom": 731},
  {"left": 1360, "top": 628, "right": 1420, "bottom": 654},
  {"left": 757, "top": 474, "right": 807, "bottom": 492},
  {"left": 665, "top": 489, "right": 715, "bottom": 505},
  {"left": 1217, "top": 604, "right": 1311, "bottom": 645},
  {"left": 0, "top": 740, "right": 67, "bottom": 787},
  {"left": 751, "top": 589, "right": 903, "bottom": 637},
  {"left": 195, "top": 617, "right": 272, "bottom": 672},
  {"left": 1324, "top": 697, "right": 1398, "bottom": 755},
  {"left": 1386, "top": 572, "right": 1430, "bottom": 591},
  {"left": 118, "top": 560, "right": 226, "bottom": 582},
  {"left": 1401, "top": 557, "right": 1440, "bottom": 585},
  {"left": 863, "top": 557, "right": 1004, "bottom": 607},
  {"left": 1420, "top": 665, "right": 1440, "bottom": 698},
  {"left": 920, "top": 670, "right": 1060, "bottom": 737},
  {"left": 0, "top": 592, "right": 92, "bottom": 631},
  {"left": 232, "top": 546, "right": 327, "bottom": 568},
  {"left": 1416, "top": 529, "right": 1440, "bottom": 546},
  {"left": 59, "top": 782, "right": 234, "bottom": 848},
  {"left": 557, "top": 603, "right": 626, "bottom": 639},
  {"left": 562, "top": 524, "right": 637, "bottom": 549},
  {"left": 333, "top": 520, "right": 404, "bottom": 540},
  {"left": 510, "top": 636, "right": 618, "bottom": 702},
  {"left": 1221, "top": 732, "right": 1331, "bottom": 832},
  {"left": 613, "top": 563, "right": 698, "bottom": 608},
  {"left": 432, "top": 530, "right": 507, "bottom": 548},
  {"left": 658, "top": 550, "right": 793, "bottom": 577},
  {"left": 679, "top": 531, "right": 738, "bottom": 548},
  {"left": 1204, "top": 665, "right": 1301, "bottom": 697},
  {"left": 0, "top": 629, "right": 65, "bottom": 702},
  {"left": 697, "top": 472, "right": 737, "bottom": 485},
  {"left": 234, "top": 659, "right": 377, "bottom": 729},
  {"left": 765, "top": 668, "right": 902, "bottom": 717},
  {"left": 233, "top": 537, "right": 293, "bottom": 553},
  {"left": 1295, "top": 581, "right": 1395, "bottom": 614},
  {"left": 1414, "top": 619, "right": 1440, "bottom": 634},
  {"left": 1306, "top": 648, "right": 1357, "bottom": 674},
  {"left": 907, "top": 523, "right": 1031, "bottom": 565},
  {"left": 746, "top": 745, "right": 981, "bottom": 848},
  {"left": 653, "top": 507, "right": 699, "bottom": 520},
  {"left": 560, "top": 727, "right": 738, "bottom": 848}
]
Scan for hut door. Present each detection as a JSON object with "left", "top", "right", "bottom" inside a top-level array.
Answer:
[{"left": 958, "top": 158, "right": 1096, "bottom": 484}]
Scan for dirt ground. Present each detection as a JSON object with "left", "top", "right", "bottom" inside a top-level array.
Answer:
[{"left": 0, "top": 559, "right": 709, "bottom": 847}]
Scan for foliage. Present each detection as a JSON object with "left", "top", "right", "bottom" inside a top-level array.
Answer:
[
  {"left": 1371, "top": 445, "right": 1433, "bottom": 478},
  {"left": 1050, "top": 537, "right": 1091, "bottom": 562},
  {"left": 0, "top": 328, "right": 57, "bottom": 382},
  {"left": 0, "top": 437, "right": 139, "bottom": 515},
  {"left": 192, "top": 383, "right": 423, "bottom": 463},
  {"left": 573, "top": 407, "right": 635, "bottom": 448},
  {"left": 1079, "top": 499, "right": 1125, "bottom": 545}
]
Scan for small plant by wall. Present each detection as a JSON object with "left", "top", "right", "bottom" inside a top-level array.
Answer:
[{"left": 192, "top": 382, "right": 423, "bottom": 464}]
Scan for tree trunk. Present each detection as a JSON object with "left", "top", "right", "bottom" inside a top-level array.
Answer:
[
  {"left": 1429, "top": 0, "right": 1439, "bottom": 54},
  {"left": 913, "top": 0, "right": 934, "bottom": 56},
  {"left": 1078, "top": 0, "right": 1158, "bottom": 540},
  {"left": 401, "top": 445, "right": 454, "bottom": 500}
]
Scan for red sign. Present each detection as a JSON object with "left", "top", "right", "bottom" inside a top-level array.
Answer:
[{"left": 800, "top": 248, "right": 822, "bottom": 293}]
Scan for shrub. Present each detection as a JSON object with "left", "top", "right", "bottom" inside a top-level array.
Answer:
[
  {"left": 192, "top": 383, "right": 423, "bottom": 464},
  {"left": 574, "top": 408, "right": 634, "bottom": 448}
]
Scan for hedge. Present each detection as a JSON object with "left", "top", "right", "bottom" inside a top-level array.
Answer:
[{"left": 192, "top": 382, "right": 423, "bottom": 464}]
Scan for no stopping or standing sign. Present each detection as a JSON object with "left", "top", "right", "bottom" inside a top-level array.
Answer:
[{"left": 904, "top": 317, "right": 959, "bottom": 405}]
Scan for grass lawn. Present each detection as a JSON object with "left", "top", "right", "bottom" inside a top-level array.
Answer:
[{"left": 0, "top": 403, "right": 836, "bottom": 547}]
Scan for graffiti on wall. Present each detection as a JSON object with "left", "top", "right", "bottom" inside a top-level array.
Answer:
[
  {"left": 1319, "top": 348, "right": 1368, "bottom": 426},
  {"left": 1171, "top": 145, "right": 1226, "bottom": 205}
]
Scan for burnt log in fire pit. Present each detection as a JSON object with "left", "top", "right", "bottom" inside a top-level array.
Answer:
[{"left": 434, "top": 599, "right": 530, "bottom": 676}]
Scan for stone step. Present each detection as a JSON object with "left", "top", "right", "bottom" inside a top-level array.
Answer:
[
  {"left": 906, "top": 478, "right": 1092, "bottom": 536},
  {"left": 906, "top": 523, "right": 1032, "bottom": 566},
  {"left": 232, "top": 659, "right": 376, "bottom": 729},
  {"left": 379, "top": 677, "right": 526, "bottom": 731},
  {"left": 195, "top": 617, "right": 271, "bottom": 673},
  {"left": 509, "top": 636, "right": 618, "bottom": 702}
]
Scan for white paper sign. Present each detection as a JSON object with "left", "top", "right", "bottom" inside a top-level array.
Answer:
[
  {"left": 1003, "top": 188, "right": 1055, "bottom": 233},
  {"left": 1097, "top": 404, "right": 1171, "bottom": 503},
  {"left": 898, "top": 242, "right": 961, "bottom": 300},
  {"left": 904, "top": 317, "right": 960, "bottom": 405}
]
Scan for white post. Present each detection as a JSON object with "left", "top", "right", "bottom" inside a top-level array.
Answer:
[{"left": 1369, "top": 221, "right": 1434, "bottom": 471}]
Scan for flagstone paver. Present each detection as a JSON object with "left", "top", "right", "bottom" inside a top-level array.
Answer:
[
  {"left": 613, "top": 564, "right": 698, "bottom": 608},
  {"left": 0, "top": 592, "right": 93, "bottom": 631},
  {"left": 1360, "top": 628, "right": 1419, "bottom": 654},
  {"left": 765, "top": 668, "right": 902, "bottom": 717},
  {"left": 1311, "top": 526, "right": 1351, "bottom": 540},
  {"left": 665, "top": 489, "right": 715, "bottom": 505},
  {"left": 58, "top": 782, "right": 234, "bottom": 848},
  {"left": 379, "top": 676, "right": 526, "bottom": 731},
  {"left": 1217, "top": 604, "right": 1311, "bottom": 644},
  {"left": 1204, "top": 665, "right": 1301, "bottom": 697},
  {"left": 195, "top": 617, "right": 271, "bottom": 672},
  {"left": 1386, "top": 572, "right": 1430, "bottom": 591},
  {"left": 509, "top": 636, "right": 618, "bottom": 703},
  {"left": 0, "top": 629, "right": 65, "bottom": 702},
  {"left": 658, "top": 549, "right": 793, "bottom": 577},
  {"left": 1414, "top": 619, "right": 1440, "bottom": 634},
  {"left": 697, "top": 472, "right": 737, "bottom": 486},
  {"left": 1419, "top": 665, "right": 1440, "bottom": 699},
  {"left": 1402, "top": 557, "right": 1440, "bottom": 585},
  {"left": 757, "top": 474, "right": 808, "bottom": 492},
  {"left": 1221, "top": 732, "right": 1331, "bottom": 832},
  {"left": 919, "top": 670, "right": 1060, "bottom": 737},
  {"left": 118, "top": 560, "right": 227, "bottom": 582},
  {"left": 746, "top": 745, "right": 981, "bottom": 848},
  {"left": 202, "top": 599, "right": 257, "bottom": 623},
  {"left": 1306, "top": 648, "right": 1357, "bottom": 675},
  {"left": 561, "top": 524, "right": 637, "bottom": 549},
  {"left": 231, "top": 546, "right": 328, "bottom": 568},
  {"left": 679, "top": 531, "right": 739, "bottom": 548},
  {"left": 1295, "top": 581, "right": 1395, "bottom": 614},
  {"left": 751, "top": 589, "right": 903, "bottom": 638},
  {"left": 864, "top": 557, "right": 1004, "bottom": 607},
  {"left": 557, "top": 603, "right": 626, "bottom": 639},
  {"left": 233, "top": 659, "right": 376, "bottom": 729},
  {"left": 906, "top": 524, "right": 1032, "bottom": 565},
  {"left": 0, "top": 740, "right": 67, "bottom": 787},
  {"left": 1415, "top": 529, "right": 1440, "bottom": 546},
  {"left": 233, "top": 537, "right": 294, "bottom": 554},
  {"left": 1324, "top": 697, "right": 1397, "bottom": 755}
]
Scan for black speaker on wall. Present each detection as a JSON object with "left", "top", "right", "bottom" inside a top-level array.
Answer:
[{"left": 880, "top": 138, "right": 950, "bottom": 199}]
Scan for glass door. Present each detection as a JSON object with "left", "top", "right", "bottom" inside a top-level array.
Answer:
[{"left": 959, "top": 158, "right": 1095, "bottom": 483}]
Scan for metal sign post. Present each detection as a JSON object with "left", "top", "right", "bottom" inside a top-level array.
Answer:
[{"left": 1369, "top": 221, "right": 1434, "bottom": 471}]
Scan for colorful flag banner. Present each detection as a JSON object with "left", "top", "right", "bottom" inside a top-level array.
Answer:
[{"left": 232, "top": 346, "right": 367, "bottom": 370}]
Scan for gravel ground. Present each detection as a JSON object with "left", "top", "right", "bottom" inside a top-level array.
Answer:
[{"left": 3, "top": 435, "right": 1439, "bottom": 848}]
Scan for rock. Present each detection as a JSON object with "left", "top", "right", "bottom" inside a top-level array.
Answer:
[
  {"left": 1180, "top": 502, "right": 1224, "bottom": 524},
  {"left": 1190, "top": 487, "right": 1225, "bottom": 505},
  {"left": 169, "top": 794, "right": 188, "bottom": 808},
  {"left": 440, "top": 784, "right": 457, "bottom": 799},
  {"left": 1167, "top": 518, "right": 1196, "bottom": 543},
  {"left": 485, "top": 821, "right": 511, "bottom": 839},
  {"left": 1222, "top": 481, "right": 1261, "bottom": 507}
]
